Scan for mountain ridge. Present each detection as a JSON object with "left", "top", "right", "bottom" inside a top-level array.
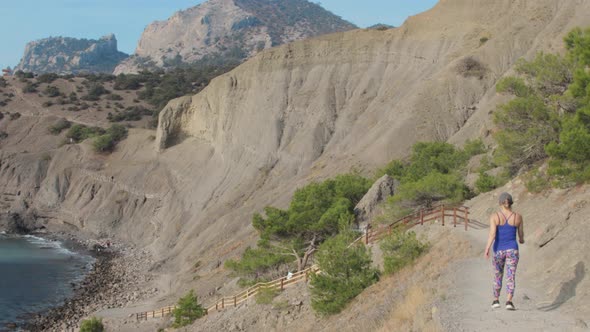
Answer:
[
  {"left": 14, "top": 34, "right": 128, "bottom": 75},
  {"left": 114, "top": 0, "right": 357, "bottom": 74}
]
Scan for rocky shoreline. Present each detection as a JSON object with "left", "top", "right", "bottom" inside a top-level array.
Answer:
[{"left": 2, "top": 231, "right": 157, "bottom": 332}]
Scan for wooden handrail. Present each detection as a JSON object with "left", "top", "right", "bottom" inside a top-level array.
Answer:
[{"left": 135, "top": 205, "right": 469, "bottom": 321}]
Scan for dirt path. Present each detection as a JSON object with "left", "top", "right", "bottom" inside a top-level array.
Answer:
[{"left": 438, "top": 226, "right": 586, "bottom": 332}]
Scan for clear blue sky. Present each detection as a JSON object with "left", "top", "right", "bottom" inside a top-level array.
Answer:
[{"left": 0, "top": 0, "right": 438, "bottom": 70}]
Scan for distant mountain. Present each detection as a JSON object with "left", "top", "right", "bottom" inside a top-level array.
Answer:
[
  {"left": 114, "top": 0, "right": 357, "bottom": 74},
  {"left": 367, "top": 23, "right": 395, "bottom": 30},
  {"left": 15, "top": 34, "right": 128, "bottom": 75}
]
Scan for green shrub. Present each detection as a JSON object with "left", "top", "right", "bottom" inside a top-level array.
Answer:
[
  {"left": 515, "top": 52, "right": 573, "bottom": 96},
  {"left": 37, "top": 73, "right": 59, "bottom": 84},
  {"left": 107, "top": 106, "right": 152, "bottom": 122},
  {"left": 114, "top": 74, "right": 142, "bottom": 90},
  {"left": 463, "top": 138, "right": 487, "bottom": 156},
  {"left": 66, "top": 124, "right": 102, "bottom": 142},
  {"left": 524, "top": 169, "right": 552, "bottom": 193},
  {"left": 228, "top": 173, "right": 370, "bottom": 281},
  {"left": 22, "top": 82, "right": 37, "bottom": 93},
  {"left": 380, "top": 230, "right": 428, "bottom": 275},
  {"left": 479, "top": 36, "right": 489, "bottom": 45},
  {"left": 105, "top": 93, "right": 123, "bottom": 101},
  {"left": 48, "top": 118, "right": 71, "bottom": 135},
  {"left": 493, "top": 96, "right": 559, "bottom": 173},
  {"left": 82, "top": 83, "right": 109, "bottom": 101},
  {"left": 224, "top": 246, "right": 294, "bottom": 281},
  {"left": 390, "top": 172, "right": 469, "bottom": 209},
  {"left": 475, "top": 172, "right": 498, "bottom": 194},
  {"left": 92, "top": 125, "right": 128, "bottom": 153},
  {"left": 255, "top": 286, "right": 278, "bottom": 304},
  {"left": 79, "top": 317, "right": 104, "bottom": 332},
  {"left": 172, "top": 290, "right": 206, "bottom": 328},
  {"left": 496, "top": 77, "right": 533, "bottom": 97},
  {"left": 92, "top": 134, "right": 115, "bottom": 152},
  {"left": 310, "top": 232, "right": 378, "bottom": 315}
]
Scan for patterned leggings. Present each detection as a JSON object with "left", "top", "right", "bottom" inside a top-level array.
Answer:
[{"left": 492, "top": 249, "right": 519, "bottom": 298}]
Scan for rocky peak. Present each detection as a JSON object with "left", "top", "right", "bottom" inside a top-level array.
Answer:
[
  {"left": 15, "top": 34, "right": 128, "bottom": 75},
  {"left": 114, "top": 0, "right": 356, "bottom": 74}
]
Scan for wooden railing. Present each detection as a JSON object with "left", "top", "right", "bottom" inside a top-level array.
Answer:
[
  {"left": 135, "top": 266, "right": 318, "bottom": 321},
  {"left": 134, "top": 205, "right": 469, "bottom": 321},
  {"left": 360, "top": 204, "right": 469, "bottom": 245}
]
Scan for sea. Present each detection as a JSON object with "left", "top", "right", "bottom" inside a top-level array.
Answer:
[{"left": 0, "top": 233, "right": 94, "bottom": 330}]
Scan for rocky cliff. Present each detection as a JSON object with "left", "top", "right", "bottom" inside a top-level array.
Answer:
[
  {"left": 113, "top": 0, "right": 356, "bottom": 74},
  {"left": 15, "top": 34, "right": 128, "bottom": 74}
]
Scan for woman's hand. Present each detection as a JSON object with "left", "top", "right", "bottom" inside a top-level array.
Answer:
[{"left": 484, "top": 247, "right": 490, "bottom": 259}]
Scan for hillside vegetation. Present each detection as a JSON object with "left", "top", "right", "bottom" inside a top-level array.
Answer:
[{"left": 488, "top": 27, "right": 590, "bottom": 190}]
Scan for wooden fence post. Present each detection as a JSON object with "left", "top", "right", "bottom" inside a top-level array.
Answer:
[
  {"left": 365, "top": 224, "right": 370, "bottom": 244},
  {"left": 464, "top": 208, "right": 469, "bottom": 231},
  {"left": 281, "top": 278, "right": 284, "bottom": 290},
  {"left": 441, "top": 205, "right": 445, "bottom": 226},
  {"left": 453, "top": 208, "right": 457, "bottom": 227},
  {"left": 234, "top": 296, "right": 237, "bottom": 307},
  {"left": 420, "top": 210, "right": 424, "bottom": 225},
  {"left": 222, "top": 298, "right": 224, "bottom": 309}
]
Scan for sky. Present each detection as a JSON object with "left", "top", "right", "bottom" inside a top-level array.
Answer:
[{"left": 0, "top": 0, "right": 438, "bottom": 70}]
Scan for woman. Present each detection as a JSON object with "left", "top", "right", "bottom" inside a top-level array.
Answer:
[{"left": 484, "top": 192, "right": 524, "bottom": 310}]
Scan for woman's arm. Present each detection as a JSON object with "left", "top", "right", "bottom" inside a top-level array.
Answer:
[
  {"left": 484, "top": 214, "right": 497, "bottom": 259},
  {"left": 517, "top": 214, "right": 525, "bottom": 244}
]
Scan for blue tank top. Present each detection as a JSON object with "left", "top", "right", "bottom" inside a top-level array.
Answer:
[{"left": 493, "top": 211, "right": 518, "bottom": 252}]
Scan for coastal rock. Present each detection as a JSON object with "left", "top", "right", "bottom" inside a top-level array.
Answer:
[
  {"left": 354, "top": 175, "right": 398, "bottom": 230},
  {"left": 15, "top": 34, "right": 128, "bottom": 74}
]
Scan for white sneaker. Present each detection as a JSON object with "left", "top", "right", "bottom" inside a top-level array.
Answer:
[{"left": 506, "top": 301, "right": 516, "bottom": 310}]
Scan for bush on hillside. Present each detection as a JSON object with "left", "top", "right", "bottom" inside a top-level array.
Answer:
[
  {"left": 79, "top": 317, "right": 104, "bottom": 332},
  {"left": 107, "top": 106, "right": 152, "bottom": 122},
  {"left": 456, "top": 56, "right": 487, "bottom": 78},
  {"left": 255, "top": 286, "right": 279, "bottom": 305},
  {"left": 82, "top": 83, "right": 109, "bottom": 101},
  {"left": 22, "top": 82, "right": 38, "bottom": 93},
  {"left": 310, "top": 231, "right": 378, "bottom": 315},
  {"left": 493, "top": 96, "right": 559, "bottom": 173},
  {"left": 36, "top": 73, "right": 59, "bottom": 84},
  {"left": 48, "top": 118, "right": 71, "bottom": 135},
  {"left": 92, "top": 125, "right": 128, "bottom": 153},
  {"left": 227, "top": 173, "right": 371, "bottom": 282},
  {"left": 113, "top": 74, "right": 142, "bottom": 90},
  {"left": 475, "top": 171, "right": 499, "bottom": 194},
  {"left": 463, "top": 138, "right": 487, "bottom": 157},
  {"left": 172, "top": 290, "right": 206, "bottom": 328},
  {"left": 44, "top": 85, "right": 61, "bottom": 97},
  {"left": 66, "top": 124, "right": 105, "bottom": 143},
  {"left": 491, "top": 27, "right": 590, "bottom": 185},
  {"left": 380, "top": 230, "right": 428, "bottom": 275},
  {"left": 379, "top": 142, "right": 472, "bottom": 213}
]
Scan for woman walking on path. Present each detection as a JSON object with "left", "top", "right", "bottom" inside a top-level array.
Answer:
[{"left": 484, "top": 192, "right": 525, "bottom": 310}]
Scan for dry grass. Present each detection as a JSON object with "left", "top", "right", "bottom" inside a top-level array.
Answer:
[{"left": 371, "top": 228, "right": 471, "bottom": 332}]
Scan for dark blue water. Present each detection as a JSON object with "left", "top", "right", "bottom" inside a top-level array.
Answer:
[{"left": 0, "top": 233, "right": 94, "bottom": 329}]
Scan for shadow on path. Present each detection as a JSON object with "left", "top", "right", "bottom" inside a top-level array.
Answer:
[
  {"left": 538, "top": 261, "right": 585, "bottom": 311},
  {"left": 468, "top": 218, "right": 487, "bottom": 230}
]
